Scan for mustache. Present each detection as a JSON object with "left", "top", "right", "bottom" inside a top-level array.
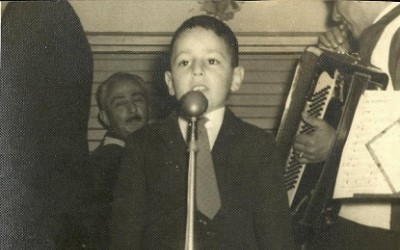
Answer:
[{"left": 126, "top": 114, "right": 143, "bottom": 123}]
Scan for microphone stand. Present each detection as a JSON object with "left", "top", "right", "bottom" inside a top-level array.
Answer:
[
  {"left": 185, "top": 116, "right": 198, "bottom": 250},
  {"left": 180, "top": 90, "right": 208, "bottom": 250}
]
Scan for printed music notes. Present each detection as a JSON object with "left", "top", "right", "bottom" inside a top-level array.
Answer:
[{"left": 333, "top": 91, "right": 400, "bottom": 199}]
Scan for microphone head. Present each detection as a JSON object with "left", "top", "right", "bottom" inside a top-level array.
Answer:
[{"left": 180, "top": 90, "right": 208, "bottom": 118}]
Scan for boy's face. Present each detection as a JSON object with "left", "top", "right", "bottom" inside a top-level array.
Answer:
[
  {"left": 101, "top": 80, "right": 149, "bottom": 139},
  {"left": 165, "top": 27, "right": 244, "bottom": 113}
]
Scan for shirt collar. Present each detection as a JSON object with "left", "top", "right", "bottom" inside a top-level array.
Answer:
[
  {"left": 178, "top": 107, "right": 225, "bottom": 127},
  {"left": 178, "top": 106, "right": 225, "bottom": 148},
  {"left": 103, "top": 135, "right": 125, "bottom": 147},
  {"left": 203, "top": 106, "right": 225, "bottom": 130},
  {"left": 374, "top": 3, "right": 400, "bottom": 24}
]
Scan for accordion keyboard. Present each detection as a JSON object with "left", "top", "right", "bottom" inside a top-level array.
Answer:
[{"left": 285, "top": 71, "right": 336, "bottom": 206}]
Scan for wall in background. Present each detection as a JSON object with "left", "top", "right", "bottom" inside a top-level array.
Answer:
[
  {"left": 70, "top": 1, "right": 329, "bottom": 53},
  {"left": 69, "top": 1, "right": 330, "bottom": 150},
  {"left": 71, "top": 1, "right": 329, "bottom": 33}
]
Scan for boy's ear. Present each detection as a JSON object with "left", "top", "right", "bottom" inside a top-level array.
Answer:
[
  {"left": 98, "top": 110, "right": 110, "bottom": 128},
  {"left": 164, "top": 71, "right": 175, "bottom": 96},
  {"left": 230, "top": 66, "right": 245, "bottom": 92}
]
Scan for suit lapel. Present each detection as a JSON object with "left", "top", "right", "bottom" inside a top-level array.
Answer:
[
  {"left": 211, "top": 109, "right": 244, "bottom": 206},
  {"left": 154, "top": 110, "right": 246, "bottom": 207},
  {"left": 155, "top": 112, "right": 189, "bottom": 177},
  {"left": 359, "top": 5, "right": 400, "bottom": 65}
]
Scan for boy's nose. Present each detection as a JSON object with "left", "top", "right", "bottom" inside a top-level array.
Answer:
[{"left": 192, "top": 60, "right": 204, "bottom": 76}]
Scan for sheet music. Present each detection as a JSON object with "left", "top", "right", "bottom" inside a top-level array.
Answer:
[
  {"left": 366, "top": 118, "right": 400, "bottom": 193},
  {"left": 333, "top": 91, "right": 400, "bottom": 199}
]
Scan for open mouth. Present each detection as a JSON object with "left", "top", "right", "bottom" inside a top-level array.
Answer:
[{"left": 192, "top": 85, "right": 207, "bottom": 92}]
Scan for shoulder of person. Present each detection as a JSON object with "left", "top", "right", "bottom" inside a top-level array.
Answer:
[
  {"left": 226, "top": 109, "right": 275, "bottom": 143},
  {"left": 91, "top": 143, "right": 124, "bottom": 157},
  {"left": 90, "top": 143, "right": 124, "bottom": 168},
  {"left": 124, "top": 114, "right": 176, "bottom": 144}
]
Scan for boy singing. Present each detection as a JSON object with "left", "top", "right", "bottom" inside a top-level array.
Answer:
[{"left": 110, "top": 15, "right": 294, "bottom": 249}]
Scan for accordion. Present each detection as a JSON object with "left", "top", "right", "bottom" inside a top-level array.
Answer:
[{"left": 276, "top": 46, "right": 388, "bottom": 239}]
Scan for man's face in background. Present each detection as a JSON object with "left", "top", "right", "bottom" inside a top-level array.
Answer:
[
  {"left": 332, "top": 1, "right": 383, "bottom": 38},
  {"left": 103, "top": 80, "right": 149, "bottom": 139}
]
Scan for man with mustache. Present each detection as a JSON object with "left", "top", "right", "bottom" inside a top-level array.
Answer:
[{"left": 88, "top": 72, "right": 151, "bottom": 248}]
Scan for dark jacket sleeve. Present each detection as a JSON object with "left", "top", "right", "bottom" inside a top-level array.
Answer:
[
  {"left": 109, "top": 131, "right": 148, "bottom": 249},
  {"left": 85, "top": 144, "right": 124, "bottom": 248},
  {"left": 252, "top": 132, "right": 295, "bottom": 249}
]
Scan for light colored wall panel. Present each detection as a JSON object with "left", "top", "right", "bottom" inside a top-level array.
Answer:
[
  {"left": 88, "top": 53, "right": 299, "bottom": 151},
  {"left": 63, "top": 1, "right": 330, "bottom": 151}
]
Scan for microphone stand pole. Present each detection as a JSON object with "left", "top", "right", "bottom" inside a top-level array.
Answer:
[
  {"left": 185, "top": 116, "right": 198, "bottom": 250},
  {"left": 180, "top": 90, "right": 207, "bottom": 250}
]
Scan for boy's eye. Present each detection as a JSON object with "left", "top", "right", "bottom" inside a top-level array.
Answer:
[
  {"left": 178, "top": 60, "right": 189, "bottom": 67},
  {"left": 208, "top": 58, "right": 218, "bottom": 65}
]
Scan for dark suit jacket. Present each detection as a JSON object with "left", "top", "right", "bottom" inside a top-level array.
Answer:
[
  {"left": 87, "top": 133, "right": 126, "bottom": 248},
  {"left": 110, "top": 109, "right": 294, "bottom": 249}
]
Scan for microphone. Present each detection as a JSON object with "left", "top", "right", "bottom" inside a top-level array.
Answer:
[{"left": 180, "top": 90, "right": 208, "bottom": 118}]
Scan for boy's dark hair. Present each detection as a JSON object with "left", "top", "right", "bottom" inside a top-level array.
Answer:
[
  {"left": 96, "top": 72, "right": 147, "bottom": 111},
  {"left": 168, "top": 15, "right": 239, "bottom": 69}
]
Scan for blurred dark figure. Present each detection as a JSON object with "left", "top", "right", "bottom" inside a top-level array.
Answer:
[{"left": 1, "top": 1, "right": 93, "bottom": 249}]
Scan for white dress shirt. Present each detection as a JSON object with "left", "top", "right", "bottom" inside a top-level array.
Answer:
[{"left": 178, "top": 107, "right": 225, "bottom": 150}]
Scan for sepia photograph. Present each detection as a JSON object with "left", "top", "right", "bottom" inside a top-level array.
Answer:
[{"left": 1, "top": 0, "right": 399, "bottom": 249}]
